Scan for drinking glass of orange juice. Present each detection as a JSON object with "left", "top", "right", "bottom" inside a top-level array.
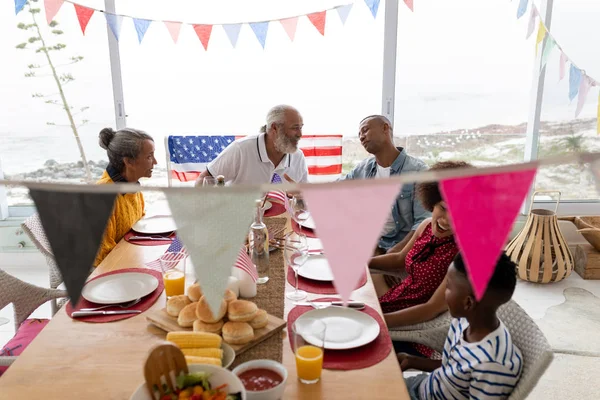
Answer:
[
  {"left": 292, "top": 319, "right": 326, "bottom": 384},
  {"left": 160, "top": 251, "right": 187, "bottom": 297}
]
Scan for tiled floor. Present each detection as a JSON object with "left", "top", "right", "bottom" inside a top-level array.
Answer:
[{"left": 2, "top": 252, "right": 600, "bottom": 398}]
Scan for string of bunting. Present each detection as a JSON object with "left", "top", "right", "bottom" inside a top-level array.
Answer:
[
  {"left": 517, "top": 1, "right": 599, "bottom": 132},
  {"left": 13, "top": 0, "right": 414, "bottom": 48}
]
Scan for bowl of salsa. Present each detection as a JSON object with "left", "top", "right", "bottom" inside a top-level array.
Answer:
[{"left": 232, "top": 359, "right": 288, "bottom": 400}]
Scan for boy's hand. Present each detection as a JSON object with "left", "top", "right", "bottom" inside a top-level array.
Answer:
[{"left": 397, "top": 353, "right": 418, "bottom": 370}]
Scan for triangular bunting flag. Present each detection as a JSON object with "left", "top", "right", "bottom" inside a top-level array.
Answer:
[
  {"left": 526, "top": 5, "right": 537, "bottom": 39},
  {"left": 164, "top": 21, "right": 182, "bottom": 44},
  {"left": 165, "top": 189, "right": 262, "bottom": 316},
  {"left": 280, "top": 17, "right": 298, "bottom": 41},
  {"left": 74, "top": 4, "right": 94, "bottom": 35},
  {"left": 133, "top": 18, "right": 151, "bottom": 44},
  {"left": 403, "top": 0, "right": 414, "bottom": 12},
  {"left": 249, "top": 21, "right": 269, "bottom": 49},
  {"left": 540, "top": 36, "right": 555, "bottom": 68},
  {"left": 15, "top": 0, "right": 26, "bottom": 14},
  {"left": 307, "top": 11, "right": 326, "bottom": 36},
  {"left": 575, "top": 75, "right": 594, "bottom": 118},
  {"left": 193, "top": 24, "right": 213, "bottom": 50},
  {"left": 559, "top": 52, "right": 567, "bottom": 81},
  {"left": 364, "top": 0, "right": 381, "bottom": 18},
  {"left": 336, "top": 4, "right": 353, "bottom": 25},
  {"left": 222, "top": 24, "right": 242, "bottom": 48},
  {"left": 44, "top": 0, "right": 64, "bottom": 24},
  {"left": 597, "top": 92, "right": 600, "bottom": 134},
  {"left": 28, "top": 189, "right": 116, "bottom": 306},
  {"left": 440, "top": 168, "right": 538, "bottom": 300},
  {"left": 535, "top": 21, "right": 546, "bottom": 55},
  {"left": 517, "top": 0, "right": 529, "bottom": 19},
  {"left": 105, "top": 13, "right": 123, "bottom": 40},
  {"left": 302, "top": 180, "right": 403, "bottom": 303},
  {"left": 569, "top": 64, "right": 582, "bottom": 102}
]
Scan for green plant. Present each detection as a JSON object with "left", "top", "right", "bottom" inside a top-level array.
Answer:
[
  {"left": 16, "top": 0, "right": 91, "bottom": 181},
  {"left": 560, "top": 132, "right": 586, "bottom": 153}
]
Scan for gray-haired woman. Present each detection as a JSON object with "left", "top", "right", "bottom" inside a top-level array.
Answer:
[{"left": 94, "top": 127, "right": 157, "bottom": 266}]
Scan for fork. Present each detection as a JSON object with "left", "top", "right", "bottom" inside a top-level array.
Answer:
[{"left": 79, "top": 297, "right": 141, "bottom": 312}]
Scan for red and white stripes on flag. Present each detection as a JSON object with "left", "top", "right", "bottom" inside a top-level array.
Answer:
[
  {"left": 234, "top": 247, "right": 258, "bottom": 282},
  {"left": 145, "top": 248, "right": 188, "bottom": 272},
  {"left": 299, "top": 134, "right": 343, "bottom": 183}
]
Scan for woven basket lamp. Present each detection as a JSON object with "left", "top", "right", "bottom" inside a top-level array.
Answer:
[{"left": 505, "top": 191, "right": 573, "bottom": 283}]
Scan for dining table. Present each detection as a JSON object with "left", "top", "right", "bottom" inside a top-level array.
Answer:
[{"left": 0, "top": 216, "right": 410, "bottom": 399}]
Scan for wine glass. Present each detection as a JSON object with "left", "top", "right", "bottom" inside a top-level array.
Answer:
[
  {"left": 288, "top": 196, "right": 310, "bottom": 229},
  {"left": 202, "top": 177, "right": 217, "bottom": 187},
  {"left": 285, "top": 231, "right": 309, "bottom": 301}
]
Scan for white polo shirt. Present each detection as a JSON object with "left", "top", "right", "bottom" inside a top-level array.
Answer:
[{"left": 206, "top": 133, "right": 309, "bottom": 185}]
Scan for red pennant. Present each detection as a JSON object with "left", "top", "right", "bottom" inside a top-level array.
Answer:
[
  {"left": 307, "top": 11, "right": 326, "bottom": 36},
  {"left": 404, "top": 0, "right": 414, "bottom": 11},
  {"left": 193, "top": 24, "right": 213, "bottom": 50},
  {"left": 440, "top": 168, "right": 537, "bottom": 300},
  {"left": 74, "top": 4, "right": 94, "bottom": 35}
]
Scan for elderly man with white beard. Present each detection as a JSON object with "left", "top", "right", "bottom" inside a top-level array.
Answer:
[{"left": 194, "top": 105, "right": 309, "bottom": 186}]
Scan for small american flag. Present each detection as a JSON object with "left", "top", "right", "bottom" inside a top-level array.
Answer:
[
  {"left": 234, "top": 247, "right": 258, "bottom": 282},
  {"left": 145, "top": 237, "right": 188, "bottom": 271},
  {"left": 266, "top": 173, "right": 287, "bottom": 205}
]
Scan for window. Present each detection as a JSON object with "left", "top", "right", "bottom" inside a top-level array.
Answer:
[
  {"left": 392, "top": 0, "right": 534, "bottom": 168},
  {"left": 0, "top": 0, "right": 114, "bottom": 208},
  {"left": 535, "top": 0, "right": 600, "bottom": 201}
]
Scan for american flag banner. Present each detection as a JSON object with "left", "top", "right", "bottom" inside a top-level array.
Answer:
[
  {"left": 299, "top": 134, "right": 343, "bottom": 183},
  {"left": 145, "top": 237, "right": 188, "bottom": 271},
  {"left": 167, "top": 134, "right": 343, "bottom": 185},
  {"left": 167, "top": 135, "right": 244, "bottom": 183},
  {"left": 266, "top": 173, "right": 287, "bottom": 205},
  {"left": 234, "top": 247, "right": 258, "bottom": 282}
]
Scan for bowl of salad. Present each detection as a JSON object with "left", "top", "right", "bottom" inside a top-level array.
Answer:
[{"left": 129, "top": 364, "right": 246, "bottom": 400}]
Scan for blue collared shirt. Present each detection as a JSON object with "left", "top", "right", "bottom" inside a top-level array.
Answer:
[{"left": 344, "top": 148, "right": 430, "bottom": 250}]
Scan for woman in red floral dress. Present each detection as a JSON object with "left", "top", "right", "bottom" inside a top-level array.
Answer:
[{"left": 369, "top": 161, "right": 472, "bottom": 357}]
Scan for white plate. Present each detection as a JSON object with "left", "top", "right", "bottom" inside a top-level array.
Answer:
[
  {"left": 82, "top": 272, "right": 159, "bottom": 304},
  {"left": 221, "top": 343, "right": 236, "bottom": 369},
  {"left": 129, "top": 364, "right": 246, "bottom": 400},
  {"left": 297, "top": 213, "right": 316, "bottom": 230},
  {"left": 298, "top": 255, "right": 333, "bottom": 281},
  {"left": 132, "top": 216, "right": 177, "bottom": 235},
  {"left": 295, "top": 307, "right": 380, "bottom": 350},
  {"left": 306, "top": 237, "right": 323, "bottom": 251}
]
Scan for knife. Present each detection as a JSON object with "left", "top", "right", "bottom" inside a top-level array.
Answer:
[
  {"left": 129, "top": 236, "right": 173, "bottom": 241},
  {"left": 71, "top": 310, "right": 142, "bottom": 317},
  {"left": 294, "top": 301, "right": 365, "bottom": 309}
]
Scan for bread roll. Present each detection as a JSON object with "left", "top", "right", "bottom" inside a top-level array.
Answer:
[
  {"left": 222, "top": 321, "right": 254, "bottom": 345},
  {"left": 223, "top": 289, "right": 237, "bottom": 304},
  {"left": 167, "top": 295, "right": 191, "bottom": 317},
  {"left": 193, "top": 319, "right": 224, "bottom": 334},
  {"left": 187, "top": 283, "right": 202, "bottom": 302},
  {"left": 196, "top": 296, "right": 227, "bottom": 323},
  {"left": 177, "top": 302, "right": 198, "bottom": 327},
  {"left": 227, "top": 300, "right": 258, "bottom": 322},
  {"left": 249, "top": 309, "right": 268, "bottom": 330}
]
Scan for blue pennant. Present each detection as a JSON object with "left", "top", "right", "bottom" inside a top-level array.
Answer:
[
  {"left": 364, "top": 0, "right": 381, "bottom": 18},
  {"left": 250, "top": 21, "right": 269, "bottom": 49},
  {"left": 517, "top": 0, "right": 529, "bottom": 19},
  {"left": 569, "top": 65, "right": 582, "bottom": 102},
  {"left": 133, "top": 18, "right": 152, "bottom": 44},
  {"left": 15, "top": 0, "right": 26, "bottom": 14},
  {"left": 105, "top": 13, "right": 123, "bottom": 41}
]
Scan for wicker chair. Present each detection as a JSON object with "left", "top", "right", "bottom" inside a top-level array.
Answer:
[
  {"left": 390, "top": 300, "right": 553, "bottom": 400},
  {"left": 0, "top": 269, "right": 67, "bottom": 369},
  {"left": 21, "top": 213, "right": 67, "bottom": 315}
]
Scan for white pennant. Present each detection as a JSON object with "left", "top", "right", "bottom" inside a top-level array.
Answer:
[
  {"left": 165, "top": 188, "right": 261, "bottom": 316},
  {"left": 526, "top": 5, "right": 538, "bottom": 39}
]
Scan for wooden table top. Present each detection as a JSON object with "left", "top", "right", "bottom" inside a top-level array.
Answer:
[{"left": 0, "top": 239, "right": 409, "bottom": 399}]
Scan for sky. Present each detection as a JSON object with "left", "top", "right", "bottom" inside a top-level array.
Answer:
[{"left": 0, "top": 0, "right": 598, "bottom": 149}]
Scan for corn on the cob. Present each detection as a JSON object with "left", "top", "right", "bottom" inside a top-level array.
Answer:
[
  {"left": 166, "top": 331, "right": 222, "bottom": 349},
  {"left": 185, "top": 356, "right": 222, "bottom": 367},
  {"left": 181, "top": 348, "right": 223, "bottom": 359}
]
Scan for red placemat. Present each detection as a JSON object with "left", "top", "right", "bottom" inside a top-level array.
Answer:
[
  {"left": 124, "top": 230, "right": 176, "bottom": 246},
  {"left": 66, "top": 268, "right": 164, "bottom": 323},
  {"left": 287, "top": 297, "right": 392, "bottom": 370},
  {"left": 286, "top": 266, "right": 367, "bottom": 294},
  {"left": 264, "top": 202, "right": 286, "bottom": 217},
  {"left": 291, "top": 221, "right": 317, "bottom": 238}
]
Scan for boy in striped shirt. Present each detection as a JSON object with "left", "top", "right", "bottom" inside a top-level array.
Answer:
[{"left": 398, "top": 252, "right": 523, "bottom": 400}]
